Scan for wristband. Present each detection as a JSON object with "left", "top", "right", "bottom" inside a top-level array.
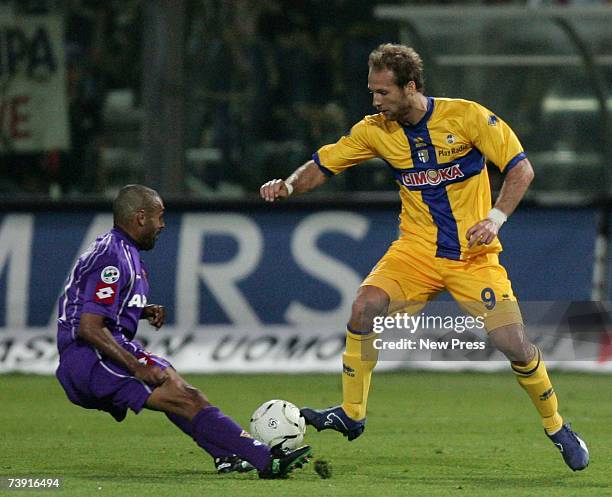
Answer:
[
  {"left": 487, "top": 208, "right": 507, "bottom": 226},
  {"left": 285, "top": 181, "right": 294, "bottom": 196}
]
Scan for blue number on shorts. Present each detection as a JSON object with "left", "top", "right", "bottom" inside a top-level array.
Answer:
[{"left": 481, "top": 287, "right": 496, "bottom": 310}]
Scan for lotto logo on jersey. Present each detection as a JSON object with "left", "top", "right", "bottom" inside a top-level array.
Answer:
[
  {"left": 94, "top": 282, "right": 117, "bottom": 304},
  {"left": 401, "top": 164, "right": 464, "bottom": 187}
]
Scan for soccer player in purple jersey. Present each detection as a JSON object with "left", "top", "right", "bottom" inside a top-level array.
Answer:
[{"left": 56, "top": 184, "right": 310, "bottom": 478}]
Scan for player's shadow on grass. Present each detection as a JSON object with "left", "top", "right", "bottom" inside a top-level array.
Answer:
[
  {"left": 68, "top": 468, "right": 208, "bottom": 481},
  {"left": 397, "top": 474, "right": 606, "bottom": 490}
]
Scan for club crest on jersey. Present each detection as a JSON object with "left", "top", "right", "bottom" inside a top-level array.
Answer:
[
  {"left": 128, "top": 294, "right": 148, "bottom": 308},
  {"left": 417, "top": 149, "right": 430, "bottom": 163},
  {"left": 401, "top": 164, "right": 464, "bottom": 187},
  {"left": 101, "top": 266, "right": 120, "bottom": 284}
]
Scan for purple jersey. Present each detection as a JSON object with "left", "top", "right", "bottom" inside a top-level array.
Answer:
[{"left": 57, "top": 227, "right": 150, "bottom": 353}]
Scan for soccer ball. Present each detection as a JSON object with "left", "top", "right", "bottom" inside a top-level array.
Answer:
[{"left": 249, "top": 399, "right": 306, "bottom": 451}]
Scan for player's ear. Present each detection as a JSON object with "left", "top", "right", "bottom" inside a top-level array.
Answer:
[
  {"left": 136, "top": 209, "right": 146, "bottom": 227},
  {"left": 404, "top": 80, "right": 416, "bottom": 93}
]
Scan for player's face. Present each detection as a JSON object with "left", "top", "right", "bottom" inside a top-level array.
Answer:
[
  {"left": 368, "top": 68, "right": 413, "bottom": 122},
  {"left": 140, "top": 198, "right": 165, "bottom": 251}
]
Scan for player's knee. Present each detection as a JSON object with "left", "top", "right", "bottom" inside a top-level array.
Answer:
[
  {"left": 185, "top": 385, "right": 209, "bottom": 411},
  {"left": 159, "top": 377, "right": 210, "bottom": 418},
  {"left": 489, "top": 324, "right": 535, "bottom": 363},
  {"left": 350, "top": 286, "right": 390, "bottom": 330},
  {"left": 173, "top": 384, "right": 209, "bottom": 419},
  {"left": 508, "top": 341, "right": 536, "bottom": 364},
  {"left": 167, "top": 371, "right": 209, "bottom": 407}
]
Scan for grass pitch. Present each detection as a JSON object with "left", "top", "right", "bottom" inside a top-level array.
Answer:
[{"left": 1, "top": 371, "right": 610, "bottom": 497}]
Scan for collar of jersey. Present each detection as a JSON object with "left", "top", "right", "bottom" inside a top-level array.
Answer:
[
  {"left": 399, "top": 96, "right": 434, "bottom": 130},
  {"left": 112, "top": 226, "right": 139, "bottom": 249}
]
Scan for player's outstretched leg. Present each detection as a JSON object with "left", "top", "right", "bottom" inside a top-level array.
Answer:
[
  {"left": 166, "top": 412, "right": 254, "bottom": 473},
  {"left": 490, "top": 325, "right": 589, "bottom": 471},
  {"left": 147, "top": 370, "right": 311, "bottom": 478},
  {"left": 302, "top": 286, "right": 386, "bottom": 441},
  {"left": 512, "top": 346, "right": 589, "bottom": 471},
  {"left": 190, "top": 406, "right": 312, "bottom": 478},
  {"left": 301, "top": 326, "right": 377, "bottom": 441}
]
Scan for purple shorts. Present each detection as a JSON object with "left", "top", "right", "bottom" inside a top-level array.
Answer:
[{"left": 56, "top": 338, "right": 172, "bottom": 422}]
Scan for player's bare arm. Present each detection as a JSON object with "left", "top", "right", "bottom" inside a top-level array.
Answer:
[
  {"left": 260, "top": 160, "right": 327, "bottom": 202},
  {"left": 141, "top": 304, "right": 166, "bottom": 329},
  {"left": 78, "top": 312, "right": 167, "bottom": 385},
  {"left": 466, "top": 158, "right": 534, "bottom": 247}
]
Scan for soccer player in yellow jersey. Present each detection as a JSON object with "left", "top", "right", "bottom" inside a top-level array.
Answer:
[{"left": 260, "top": 43, "right": 588, "bottom": 471}]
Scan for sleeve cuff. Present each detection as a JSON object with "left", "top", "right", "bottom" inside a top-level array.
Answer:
[
  {"left": 312, "top": 152, "right": 335, "bottom": 176},
  {"left": 504, "top": 152, "right": 527, "bottom": 172}
]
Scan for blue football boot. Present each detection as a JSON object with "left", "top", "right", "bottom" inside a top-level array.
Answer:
[
  {"left": 546, "top": 423, "right": 589, "bottom": 471},
  {"left": 300, "top": 405, "right": 365, "bottom": 441}
]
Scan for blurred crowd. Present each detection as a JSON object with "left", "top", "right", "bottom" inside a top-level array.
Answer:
[
  {"left": 1, "top": 0, "right": 610, "bottom": 197},
  {"left": 184, "top": 0, "right": 405, "bottom": 195},
  {"left": 3, "top": 0, "right": 401, "bottom": 196}
]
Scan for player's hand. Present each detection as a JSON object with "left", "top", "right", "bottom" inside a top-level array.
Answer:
[
  {"left": 143, "top": 304, "right": 165, "bottom": 329},
  {"left": 260, "top": 179, "right": 290, "bottom": 202},
  {"left": 466, "top": 219, "right": 500, "bottom": 248},
  {"left": 134, "top": 364, "right": 168, "bottom": 386}
]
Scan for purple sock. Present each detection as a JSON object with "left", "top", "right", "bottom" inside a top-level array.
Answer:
[
  {"left": 191, "top": 406, "right": 271, "bottom": 471},
  {"left": 165, "top": 412, "right": 234, "bottom": 458}
]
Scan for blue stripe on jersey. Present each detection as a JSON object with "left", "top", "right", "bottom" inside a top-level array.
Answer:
[
  {"left": 401, "top": 100, "right": 461, "bottom": 260},
  {"left": 401, "top": 97, "right": 437, "bottom": 170},
  {"left": 421, "top": 188, "right": 462, "bottom": 259},
  {"left": 312, "top": 152, "right": 335, "bottom": 176},
  {"left": 504, "top": 152, "right": 526, "bottom": 172}
]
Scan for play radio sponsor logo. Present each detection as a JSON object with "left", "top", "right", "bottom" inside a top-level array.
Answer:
[
  {"left": 401, "top": 164, "right": 464, "bottom": 187},
  {"left": 437, "top": 143, "right": 469, "bottom": 158}
]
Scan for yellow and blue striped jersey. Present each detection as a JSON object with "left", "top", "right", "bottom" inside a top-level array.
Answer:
[{"left": 313, "top": 97, "right": 526, "bottom": 260}]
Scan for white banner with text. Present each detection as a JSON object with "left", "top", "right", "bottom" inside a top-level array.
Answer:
[
  {"left": 0, "top": 9, "right": 69, "bottom": 152},
  {"left": 2, "top": 325, "right": 611, "bottom": 374}
]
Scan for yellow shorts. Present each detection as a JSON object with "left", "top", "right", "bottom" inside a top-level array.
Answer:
[{"left": 362, "top": 237, "right": 523, "bottom": 332}]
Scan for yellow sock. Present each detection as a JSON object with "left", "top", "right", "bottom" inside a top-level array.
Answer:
[
  {"left": 512, "top": 347, "right": 563, "bottom": 434},
  {"left": 341, "top": 328, "right": 378, "bottom": 420}
]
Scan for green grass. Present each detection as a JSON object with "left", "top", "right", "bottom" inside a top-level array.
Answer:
[{"left": 1, "top": 372, "right": 610, "bottom": 497}]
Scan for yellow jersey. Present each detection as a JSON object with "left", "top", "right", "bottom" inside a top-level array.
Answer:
[{"left": 314, "top": 97, "right": 526, "bottom": 260}]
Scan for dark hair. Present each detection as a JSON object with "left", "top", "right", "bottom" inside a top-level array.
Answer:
[
  {"left": 113, "top": 184, "right": 161, "bottom": 227},
  {"left": 368, "top": 43, "right": 424, "bottom": 91}
]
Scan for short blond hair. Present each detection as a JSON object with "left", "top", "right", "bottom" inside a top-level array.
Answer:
[{"left": 368, "top": 43, "right": 424, "bottom": 91}]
